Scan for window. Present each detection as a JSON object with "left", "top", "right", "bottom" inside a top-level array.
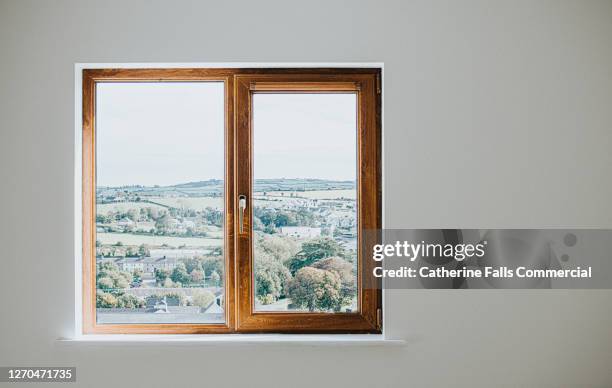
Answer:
[{"left": 82, "top": 68, "right": 381, "bottom": 334}]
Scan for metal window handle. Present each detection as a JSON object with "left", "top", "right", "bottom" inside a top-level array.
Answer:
[{"left": 238, "top": 195, "right": 247, "bottom": 234}]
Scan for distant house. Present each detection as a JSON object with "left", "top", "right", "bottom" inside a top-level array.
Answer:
[
  {"left": 149, "top": 248, "right": 210, "bottom": 259},
  {"left": 141, "top": 256, "right": 181, "bottom": 272},
  {"left": 117, "top": 217, "right": 134, "bottom": 228},
  {"left": 115, "top": 257, "right": 145, "bottom": 272},
  {"left": 279, "top": 226, "right": 321, "bottom": 239}
]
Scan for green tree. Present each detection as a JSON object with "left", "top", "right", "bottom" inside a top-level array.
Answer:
[
  {"left": 274, "top": 211, "right": 296, "bottom": 227},
  {"left": 132, "top": 269, "right": 143, "bottom": 284},
  {"left": 115, "top": 294, "right": 144, "bottom": 308},
  {"left": 125, "top": 246, "right": 139, "bottom": 257},
  {"left": 170, "top": 263, "right": 190, "bottom": 285},
  {"left": 254, "top": 252, "right": 292, "bottom": 304},
  {"left": 96, "top": 292, "right": 117, "bottom": 308},
  {"left": 252, "top": 216, "right": 265, "bottom": 231},
  {"left": 127, "top": 208, "right": 139, "bottom": 222},
  {"left": 312, "top": 257, "right": 356, "bottom": 308},
  {"left": 96, "top": 261, "right": 132, "bottom": 293},
  {"left": 257, "top": 234, "right": 299, "bottom": 264},
  {"left": 96, "top": 214, "right": 110, "bottom": 223},
  {"left": 191, "top": 290, "right": 215, "bottom": 309},
  {"left": 155, "top": 212, "right": 171, "bottom": 234},
  {"left": 190, "top": 269, "right": 204, "bottom": 283},
  {"left": 288, "top": 238, "right": 346, "bottom": 274},
  {"left": 181, "top": 258, "right": 203, "bottom": 274},
  {"left": 201, "top": 257, "right": 223, "bottom": 278},
  {"left": 154, "top": 268, "right": 171, "bottom": 285},
  {"left": 210, "top": 270, "right": 221, "bottom": 287},
  {"left": 97, "top": 276, "right": 114, "bottom": 291},
  {"left": 138, "top": 244, "right": 150, "bottom": 257},
  {"left": 286, "top": 267, "right": 342, "bottom": 312},
  {"left": 259, "top": 211, "right": 276, "bottom": 226},
  {"left": 163, "top": 277, "right": 176, "bottom": 288}
]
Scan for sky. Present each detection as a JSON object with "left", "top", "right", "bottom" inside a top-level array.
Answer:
[
  {"left": 253, "top": 93, "right": 357, "bottom": 181},
  {"left": 96, "top": 82, "right": 357, "bottom": 187}
]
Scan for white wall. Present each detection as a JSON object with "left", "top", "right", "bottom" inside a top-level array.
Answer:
[{"left": 1, "top": 0, "right": 611, "bottom": 387}]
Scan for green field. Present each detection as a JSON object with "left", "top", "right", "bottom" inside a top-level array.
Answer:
[
  {"left": 255, "top": 189, "right": 356, "bottom": 200},
  {"left": 97, "top": 232, "right": 223, "bottom": 248},
  {"left": 149, "top": 196, "right": 223, "bottom": 210},
  {"left": 97, "top": 202, "right": 168, "bottom": 215}
]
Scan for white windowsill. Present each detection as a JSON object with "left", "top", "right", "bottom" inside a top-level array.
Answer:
[{"left": 57, "top": 334, "right": 404, "bottom": 346}]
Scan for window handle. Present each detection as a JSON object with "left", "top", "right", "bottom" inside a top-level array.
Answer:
[{"left": 238, "top": 195, "right": 247, "bottom": 235}]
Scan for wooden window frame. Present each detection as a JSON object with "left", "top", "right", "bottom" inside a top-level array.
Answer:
[{"left": 82, "top": 68, "right": 382, "bottom": 334}]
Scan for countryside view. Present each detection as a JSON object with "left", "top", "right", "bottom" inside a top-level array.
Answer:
[{"left": 95, "top": 179, "right": 357, "bottom": 323}]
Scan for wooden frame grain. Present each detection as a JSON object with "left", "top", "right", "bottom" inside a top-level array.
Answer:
[
  {"left": 234, "top": 71, "right": 382, "bottom": 333},
  {"left": 82, "top": 68, "right": 382, "bottom": 334},
  {"left": 82, "top": 69, "right": 236, "bottom": 334}
]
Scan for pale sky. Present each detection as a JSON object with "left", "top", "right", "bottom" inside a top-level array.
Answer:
[
  {"left": 253, "top": 93, "right": 357, "bottom": 181},
  {"left": 96, "top": 83, "right": 357, "bottom": 187}
]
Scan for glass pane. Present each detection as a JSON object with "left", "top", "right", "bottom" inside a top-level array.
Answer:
[
  {"left": 95, "top": 82, "right": 225, "bottom": 324},
  {"left": 253, "top": 93, "right": 358, "bottom": 312}
]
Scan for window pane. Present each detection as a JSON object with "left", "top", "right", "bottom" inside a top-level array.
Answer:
[
  {"left": 252, "top": 93, "right": 358, "bottom": 312},
  {"left": 95, "top": 82, "right": 225, "bottom": 324}
]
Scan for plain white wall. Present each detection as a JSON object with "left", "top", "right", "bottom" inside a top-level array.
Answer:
[{"left": 1, "top": 0, "right": 611, "bottom": 387}]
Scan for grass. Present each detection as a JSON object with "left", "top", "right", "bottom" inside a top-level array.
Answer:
[
  {"left": 254, "top": 189, "right": 356, "bottom": 200},
  {"left": 149, "top": 196, "right": 223, "bottom": 211},
  {"left": 97, "top": 201, "right": 168, "bottom": 215},
  {"left": 96, "top": 232, "right": 223, "bottom": 248}
]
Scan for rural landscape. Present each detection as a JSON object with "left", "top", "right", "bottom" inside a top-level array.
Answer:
[{"left": 95, "top": 178, "right": 358, "bottom": 324}]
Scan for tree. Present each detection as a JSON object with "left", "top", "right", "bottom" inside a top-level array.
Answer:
[
  {"left": 163, "top": 277, "right": 176, "bottom": 288},
  {"left": 190, "top": 269, "right": 204, "bottom": 283},
  {"left": 286, "top": 267, "right": 342, "bottom": 312},
  {"left": 115, "top": 294, "right": 144, "bottom": 308},
  {"left": 127, "top": 208, "right": 139, "bottom": 222},
  {"left": 96, "top": 292, "right": 117, "bottom": 308},
  {"left": 181, "top": 258, "right": 203, "bottom": 274},
  {"left": 312, "top": 257, "right": 356, "bottom": 307},
  {"left": 252, "top": 216, "right": 265, "bottom": 231},
  {"left": 257, "top": 234, "right": 299, "bottom": 264},
  {"left": 288, "top": 238, "right": 346, "bottom": 274},
  {"left": 170, "top": 263, "right": 190, "bottom": 285},
  {"left": 132, "top": 269, "right": 143, "bottom": 285},
  {"left": 191, "top": 290, "right": 215, "bottom": 309},
  {"left": 274, "top": 211, "right": 296, "bottom": 227},
  {"left": 96, "top": 214, "right": 110, "bottom": 224},
  {"left": 125, "top": 246, "right": 139, "bottom": 257},
  {"left": 138, "top": 244, "right": 150, "bottom": 257},
  {"left": 96, "top": 261, "right": 132, "bottom": 293},
  {"left": 97, "top": 276, "right": 114, "bottom": 291},
  {"left": 114, "top": 275, "right": 130, "bottom": 289},
  {"left": 201, "top": 257, "right": 223, "bottom": 278},
  {"left": 254, "top": 252, "right": 292, "bottom": 304},
  {"left": 259, "top": 211, "right": 276, "bottom": 226},
  {"left": 210, "top": 270, "right": 221, "bottom": 287},
  {"left": 155, "top": 268, "right": 171, "bottom": 285},
  {"left": 155, "top": 212, "right": 171, "bottom": 234}
]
